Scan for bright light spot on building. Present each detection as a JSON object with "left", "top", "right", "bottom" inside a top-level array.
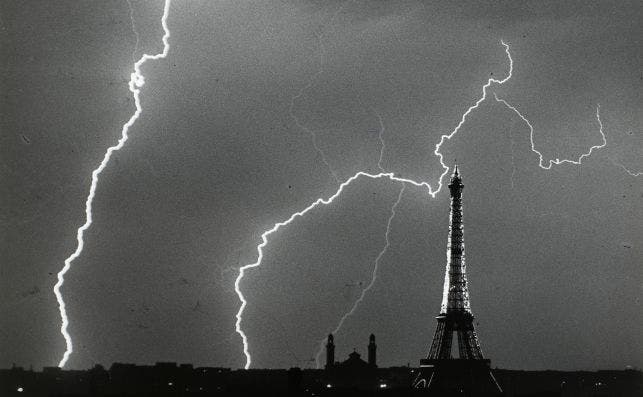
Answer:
[
  {"left": 167, "top": 382, "right": 173, "bottom": 386},
  {"left": 326, "top": 383, "right": 332, "bottom": 388},
  {"left": 17, "top": 387, "right": 24, "bottom": 392},
  {"left": 379, "top": 383, "right": 387, "bottom": 388}
]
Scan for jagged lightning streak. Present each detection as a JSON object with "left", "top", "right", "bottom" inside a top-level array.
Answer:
[
  {"left": 289, "top": 83, "right": 340, "bottom": 183},
  {"left": 373, "top": 108, "right": 387, "bottom": 172},
  {"left": 606, "top": 128, "right": 642, "bottom": 176},
  {"left": 234, "top": 40, "right": 610, "bottom": 369},
  {"left": 493, "top": 93, "right": 606, "bottom": 169},
  {"left": 353, "top": 90, "right": 386, "bottom": 173},
  {"left": 53, "top": 0, "right": 172, "bottom": 368},
  {"left": 234, "top": 41, "right": 513, "bottom": 369},
  {"left": 126, "top": 0, "right": 140, "bottom": 63},
  {"left": 288, "top": 2, "right": 353, "bottom": 184},
  {"left": 609, "top": 158, "right": 642, "bottom": 177},
  {"left": 313, "top": 183, "right": 405, "bottom": 367},
  {"left": 376, "top": 115, "right": 386, "bottom": 171},
  {"left": 289, "top": 86, "right": 340, "bottom": 184},
  {"left": 234, "top": 172, "right": 432, "bottom": 369}
]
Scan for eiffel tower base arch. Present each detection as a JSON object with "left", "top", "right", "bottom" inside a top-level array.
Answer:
[{"left": 413, "top": 359, "right": 503, "bottom": 396}]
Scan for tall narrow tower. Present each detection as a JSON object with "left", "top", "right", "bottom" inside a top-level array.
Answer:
[
  {"left": 325, "top": 334, "right": 335, "bottom": 369},
  {"left": 367, "top": 334, "right": 377, "bottom": 367},
  {"left": 413, "top": 166, "right": 502, "bottom": 395}
]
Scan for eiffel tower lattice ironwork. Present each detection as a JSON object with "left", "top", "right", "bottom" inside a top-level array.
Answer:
[{"left": 413, "top": 166, "right": 503, "bottom": 395}]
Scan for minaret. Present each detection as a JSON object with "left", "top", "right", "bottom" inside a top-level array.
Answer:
[
  {"left": 325, "top": 334, "right": 335, "bottom": 369},
  {"left": 414, "top": 165, "right": 502, "bottom": 395},
  {"left": 367, "top": 334, "right": 377, "bottom": 367}
]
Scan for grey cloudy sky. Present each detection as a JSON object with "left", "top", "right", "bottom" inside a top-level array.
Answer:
[{"left": 1, "top": 0, "right": 641, "bottom": 371}]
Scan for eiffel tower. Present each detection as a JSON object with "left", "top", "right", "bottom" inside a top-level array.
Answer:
[{"left": 413, "top": 166, "right": 503, "bottom": 396}]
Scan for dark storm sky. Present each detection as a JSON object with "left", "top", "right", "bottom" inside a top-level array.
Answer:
[{"left": 1, "top": 0, "right": 641, "bottom": 371}]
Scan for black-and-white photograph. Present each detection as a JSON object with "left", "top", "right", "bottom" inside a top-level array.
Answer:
[{"left": 1, "top": 1, "right": 641, "bottom": 395}]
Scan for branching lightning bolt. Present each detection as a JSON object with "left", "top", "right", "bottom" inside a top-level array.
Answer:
[
  {"left": 313, "top": 183, "right": 405, "bottom": 367},
  {"left": 234, "top": 172, "right": 432, "bottom": 369},
  {"left": 354, "top": 90, "right": 387, "bottom": 173},
  {"left": 374, "top": 108, "right": 387, "bottom": 173},
  {"left": 289, "top": 82, "right": 340, "bottom": 183},
  {"left": 126, "top": 0, "right": 140, "bottom": 63},
  {"left": 288, "top": 2, "right": 353, "bottom": 184},
  {"left": 234, "top": 40, "right": 514, "bottom": 369},
  {"left": 609, "top": 158, "right": 642, "bottom": 177},
  {"left": 53, "top": 0, "right": 172, "bottom": 368},
  {"left": 493, "top": 94, "right": 605, "bottom": 169},
  {"left": 606, "top": 129, "right": 642, "bottom": 177},
  {"left": 234, "top": 40, "right": 614, "bottom": 369}
]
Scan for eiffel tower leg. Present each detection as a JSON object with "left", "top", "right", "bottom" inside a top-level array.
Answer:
[
  {"left": 462, "top": 328, "right": 484, "bottom": 360},
  {"left": 428, "top": 317, "right": 452, "bottom": 360},
  {"left": 457, "top": 328, "right": 467, "bottom": 359},
  {"left": 438, "top": 320, "right": 454, "bottom": 359}
]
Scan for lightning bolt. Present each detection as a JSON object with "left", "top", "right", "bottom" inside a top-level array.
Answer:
[
  {"left": 289, "top": 83, "right": 340, "bottom": 184},
  {"left": 53, "top": 0, "right": 172, "bottom": 368},
  {"left": 313, "top": 183, "right": 405, "bottom": 367},
  {"left": 368, "top": 106, "right": 387, "bottom": 173},
  {"left": 375, "top": 110, "right": 387, "bottom": 172},
  {"left": 233, "top": 39, "right": 616, "bottom": 369},
  {"left": 288, "top": 2, "right": 354, "bottom": 184},
  {"left": 235, "top": 40, "right": 514, "bottom": 369},
  {"left": 493, "top": 94, "right": 605, "bottom": 169},
  {"left": 609, "top": 158, "right": 642, "bottom": 177},
  {"left": 353, "top": 90, "right": 386, "bottom": 173},
  {"left": 234, "top": 172, "right": 433, "bottom": 369},
  {"left": 126, "top": 0, "right": 140, "bottom": 63}
]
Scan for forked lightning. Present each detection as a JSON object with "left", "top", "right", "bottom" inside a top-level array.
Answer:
[
  {"left": 233, "top": 40, "right": 611, "bottom": 369},
  {"left": 54, "top": 0, "right": 172, "bottom": 367}
]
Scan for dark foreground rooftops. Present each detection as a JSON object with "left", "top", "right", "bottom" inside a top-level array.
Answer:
[{"left": 1, "top": 363, "right": 641, "bottom": 396}]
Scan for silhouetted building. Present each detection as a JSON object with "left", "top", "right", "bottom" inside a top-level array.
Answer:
[
  {"left": 324, "top": 334, "right": 382, "bottom": 391},
  {"left": 368, "top": 333, "right": 377, "bottom": 367},
  {"left": 414, "top": 166, "right": 503, "bottom": 396},
  {"left": 326, "top": 334, "right": 335, "bottom": 370},
  {"left": 2, "top": 364, "right": 640, "bottom": 396}
]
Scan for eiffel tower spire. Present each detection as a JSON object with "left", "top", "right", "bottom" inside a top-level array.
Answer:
[
  {"left": 413, "top": 165, "right": 502, "bottom": 394},
  {"left": 428, "top": 166, "right": 483, "bottom": 360},
  {"left": 439, "top": 164, "right": 471, "bottom": 314}
]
